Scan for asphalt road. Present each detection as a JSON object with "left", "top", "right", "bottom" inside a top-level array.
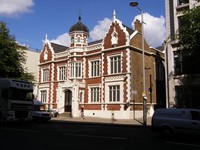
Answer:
[{"left": 0, "top": 120, "right": 200, "bottom": 150}]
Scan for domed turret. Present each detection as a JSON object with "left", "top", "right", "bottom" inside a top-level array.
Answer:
[
  {"left": 69, "top": 16, "right": 89, "bottom": 33},
  {"left": 69, "top": 16, "right": 89, "bottom": 48}
]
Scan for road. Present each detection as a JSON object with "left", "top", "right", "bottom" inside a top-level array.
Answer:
[{"left": 0, "top": 120, "right": 200, "bottom": 150}]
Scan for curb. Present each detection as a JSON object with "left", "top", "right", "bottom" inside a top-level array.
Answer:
[{"left": 50, "top": 116, "right": 152, "bottom": 128}]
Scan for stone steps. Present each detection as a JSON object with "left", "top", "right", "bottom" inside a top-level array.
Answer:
[{"left": 59, "top": 112, "right": 72, "bottom": 118}]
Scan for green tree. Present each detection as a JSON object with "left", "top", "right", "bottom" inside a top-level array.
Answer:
[
  {"left": 0, "top": 21, "right": 35, "bottom": 83},
  {"left": 174, "top": 6, "right": 200, "bottom": 108},
  {"left": 177, "top": 6, "right": 200, "bottom": 73}
]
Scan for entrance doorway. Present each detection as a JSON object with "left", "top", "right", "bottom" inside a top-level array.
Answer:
[{"left": 64, "top": 90, "right": 72, "bottom": 112}]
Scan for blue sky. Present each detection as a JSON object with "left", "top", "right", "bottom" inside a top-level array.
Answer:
[{"left": 0, "top": 0, "right": 166, "bottom": 51}]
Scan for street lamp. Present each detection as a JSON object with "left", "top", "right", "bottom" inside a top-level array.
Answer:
[{"left": 129, "top": 1, "right": 147, "bottom": 125}]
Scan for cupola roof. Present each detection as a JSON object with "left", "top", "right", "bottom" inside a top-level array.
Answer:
[{"left": 69, "top": 16, "right": 89, "bottom": 33}]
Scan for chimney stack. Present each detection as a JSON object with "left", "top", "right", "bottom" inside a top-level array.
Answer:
[{"left": 134, "top": 19, "right": 142, "bottom": 33}]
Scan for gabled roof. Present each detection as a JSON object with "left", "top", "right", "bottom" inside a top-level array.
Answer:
[
  {"left": 88, "top": 39, "right": 103, "bottom": 45},
  {"left": 50, "top": 42, "right": 68, "bottom": 53},
  {"left": 87, "top": 24, "right": 133, "bottom": 46},
  {"left": 87, "top": 24, "right": 134, "bottom": 46},
  {"left": 123, "top": 24, "right": 134, "bottom": 35}
]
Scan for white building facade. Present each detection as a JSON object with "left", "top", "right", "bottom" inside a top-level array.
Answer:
[
  {"left": 165, "top": 0, "right": 200, "bottom": 108},
  {"left": 24, "top": 49, "right": 40, "bottom": 96}
]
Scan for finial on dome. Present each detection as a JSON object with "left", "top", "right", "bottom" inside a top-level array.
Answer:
[
  {"left": 45, "top": 33, "right": 48, "bottom": 42},
  {"left": 78, "top": 9, "right": 81, "bottom": 21},
  {"left": 113, "top": 10, "right": 116, "bottom": 21},
  {"left": 78, "top": 16, "right": 81, "bottom": 21}
]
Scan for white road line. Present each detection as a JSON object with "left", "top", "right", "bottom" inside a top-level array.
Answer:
[
  {"left": 63, "top": 133, "right": 127, "bottom": 140},
  {"left": 1, "top": 128, "right": 41, "bottom": 133},
  {"left": 165, "top": 141, "right": 200, "bottom": 147}
]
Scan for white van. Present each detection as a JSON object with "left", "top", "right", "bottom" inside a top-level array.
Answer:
[
  {"left": 151, "top": 108, "right": 200, "bottom": 136},
  {"left": 31, "top": 100, "right": 51, "bottom": 122}
]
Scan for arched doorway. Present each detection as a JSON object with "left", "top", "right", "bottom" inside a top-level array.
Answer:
[{"left": 64, "top": 90, "right": 72, "bottom": 112}]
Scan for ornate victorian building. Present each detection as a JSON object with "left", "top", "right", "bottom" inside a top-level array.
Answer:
[{"left": 38, "top": 11, "right": 165, "bottom": 119}]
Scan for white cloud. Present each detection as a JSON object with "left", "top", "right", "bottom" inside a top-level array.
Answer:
[
  {"left": 50, "top": 33, "right": 70, "bottom": 47},
  {"left": 50, "top": 14, "right": 166, "bottom": 48},
  {"left": 0, "top": 0, "right": 34, "bottom": 17},
  {"left": 132, "top": 13, "right": 166, "bottom": 48},
  {"left": 50, "top": 18, "right": 112, "bottom": 46},
  {"left": 89, "top": 15, "right": 166, "bottom": 48},
  {"left": 90, "top": 18, "right": 112, "bottom": 41}
]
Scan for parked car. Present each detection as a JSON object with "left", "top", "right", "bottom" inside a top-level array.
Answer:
[
  {"left": 151, "top": 108, "right": 200, "bottom": 137},
  {"left": 48, "top": 109, "right": 59, "bottom": 117},
  {"left": 31, "top": 100, "right": 52, "bottom": 122}
]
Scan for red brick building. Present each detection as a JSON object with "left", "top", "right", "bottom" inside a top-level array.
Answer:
[{"left": 38, "top": 11, "right": 165, "bottom": 119}]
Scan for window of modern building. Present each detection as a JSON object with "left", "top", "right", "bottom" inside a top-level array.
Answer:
[
  {"left": 178, "top": 16, "right": 186, "bottom": 30},
  {"left": 109, "top": 56, "right": 121, "bottom": 74},
  {"left": 109, "top": 85, "right": 120, "bottom": 102},
  {"left": 174, "top": 50, "right": 200, "bottom": 75},
  {"left": 41, "top": 90, "right": 47, "bottom": 103},
  {"left": 42, "top": 68, "right": 49, "bottom": 82},
  {"left": 58, "top": 66, "right": 66, "bottom": 81},
  {"left": 178, "top": 0, "right": 189, "bottom": 5}
]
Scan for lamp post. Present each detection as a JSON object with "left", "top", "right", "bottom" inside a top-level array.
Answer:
[{"left": 129, "top": 1, "right": 147, "bottom": 125}]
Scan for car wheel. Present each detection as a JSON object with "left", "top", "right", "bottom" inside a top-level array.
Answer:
[
  {"left": 55, "top": 113, "right": 59, "bottom": 117},
  {"left": 160, "top": 127, "right": 173, "bottom": 137}
]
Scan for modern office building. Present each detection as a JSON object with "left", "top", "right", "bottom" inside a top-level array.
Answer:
[{"left": 165, "top": 0, "right": 200, "bottom": 108}]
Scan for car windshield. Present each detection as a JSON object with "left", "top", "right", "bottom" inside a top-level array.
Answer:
[
  {"left": 11, "top": 88, "right": 33, "bottom": 101},
  {"left": 34, "top": 105, "right": 46, "bottom": 111}
]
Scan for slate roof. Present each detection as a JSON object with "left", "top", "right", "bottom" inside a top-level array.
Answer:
[
  {"left": 123, "top": 24, "right": 134, "bottom": 35},
  {"left": 50, "top": 42, "right": 69, "bottom": 53},
  {"left": 88, "top": 39, "right": 103, "bottom": 45},
  {"left": 69, "top": 17, "right": 89, "bottom": 33}
]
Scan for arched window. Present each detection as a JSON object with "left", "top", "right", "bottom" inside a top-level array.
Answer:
[
  {"left": 77, "top": 37, "right": 80, "bottom": 43},
  {"left": 71, "top": 37, "right": 74, "bottom": 43}
]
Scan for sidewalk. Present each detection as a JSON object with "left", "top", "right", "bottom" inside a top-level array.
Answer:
[{"left": 51, "top": 115, "right": 152, "bottom": 127}]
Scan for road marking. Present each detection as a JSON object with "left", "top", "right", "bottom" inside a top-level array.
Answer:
[
  {"left": 165, "top": 141, "right": 200, "bottom": 147},
  {"left": 1, "top": 128, "right": 41, "bottom": 133},
  {"left": 61, "top": 128, "right": 95, "bottom": 132},
  {"left": 63, "top": 133, "right": 127, "bottom": 140}
]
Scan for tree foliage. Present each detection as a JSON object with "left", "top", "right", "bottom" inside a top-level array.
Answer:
[
  {"left": 174, "top": 6, "right": 200, "bottom": 108},
  {"left": 177, "top": 7, "right": 200, "bottom": 65},
  {"left": 0, "top": 21, "right": 35, "bottom": 83}
]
